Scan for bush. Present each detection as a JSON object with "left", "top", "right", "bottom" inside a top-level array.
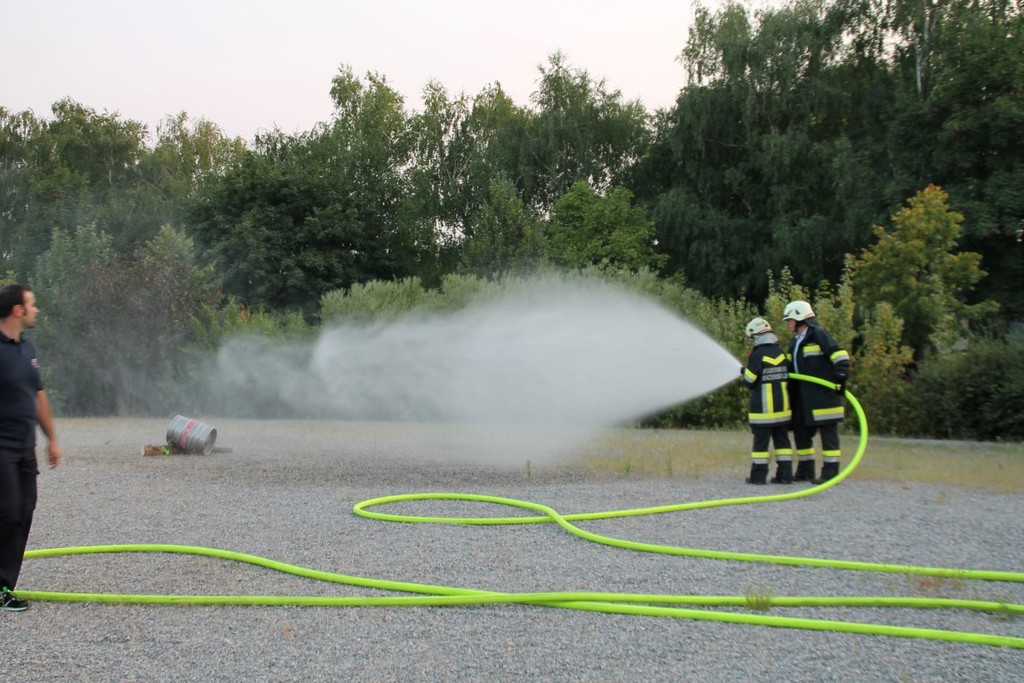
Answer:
[
  {"left": 319, "top": 276, "right": 439, "bottom": 324},
  {"left": 33, "top": 225, "right": 224, "bottom": 415},
  {"left": 851, "top": 303, "right": 915, "bottom": 435},
  {"left": 903, "top": 337, "right": 1024, "bottom": 440}
]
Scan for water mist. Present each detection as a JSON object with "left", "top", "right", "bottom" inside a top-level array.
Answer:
[{"left": 214, "top": 279, "right": 741, "bottom": 463}]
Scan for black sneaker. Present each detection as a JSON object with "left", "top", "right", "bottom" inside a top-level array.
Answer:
[{"left": 1, "top": 589, "right": 28, "bottom": 612}]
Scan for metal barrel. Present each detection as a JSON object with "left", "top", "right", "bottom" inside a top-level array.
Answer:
[{"left": 166, "top": 415, "right": 218, "bottom": 455}]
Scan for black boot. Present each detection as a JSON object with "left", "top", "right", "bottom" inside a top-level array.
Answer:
[
  {"left": 770, "top": 460, "right": 794, "bottom": 484},
  {"left": 746, "top": 463, "right": 768, "bottom": 485},
  {"left": 793, "top": 459, "right": 816, "bottom": 482},
  {"left": 812, "top": 461, "right": 840, "bottom": 485}
]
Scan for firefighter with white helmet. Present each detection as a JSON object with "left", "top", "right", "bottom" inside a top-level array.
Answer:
[
  {"left": 741, "top": 317, "right": 793, "bottom": 484},
  {"left": 782, "top": 300, "right": 851, "bottom": 484}
]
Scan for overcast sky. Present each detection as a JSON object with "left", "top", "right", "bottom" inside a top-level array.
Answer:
[{"left": 1, "top": 0, "right": 764, "bottom": 141}]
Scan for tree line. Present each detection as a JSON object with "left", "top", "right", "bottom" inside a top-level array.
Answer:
[{"left": 0, "top": 0, "right": 1021, "bottom": 438}]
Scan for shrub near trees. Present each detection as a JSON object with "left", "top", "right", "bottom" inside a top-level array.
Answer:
[
  {"left": 0, "top": 0, "right": 1020, "bottom": 439},
  {"left": 31, "top": 225, "right": 223, "bottom": 415}
]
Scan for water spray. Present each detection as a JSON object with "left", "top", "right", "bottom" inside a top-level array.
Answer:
[{"left": 211, "top": 279, "right": 740, "bottom": 462}]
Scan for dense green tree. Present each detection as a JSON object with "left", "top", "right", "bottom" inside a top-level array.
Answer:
[
  {"left": 189, "top": 67, "right": 418, "bottom": 315},
  {"left": 29, "top": 99, "right": 153, "bottom": 254},
  {"left": 526, "top": 52, "right": 651, "bottom": 211},
  {"left": 0, "top": 99, "right": 176, "bottom": 279},
  {"left": 647, "top": 0, "right": 891, "bottom": 301},
  {"left": 885, "top": 0, "right": 1024, "bottom": 317},
  {"left": 141, "top": 112, "right": 245, "bottom": 227},
  {"left": 189, "top": 131, "right": 390, "bottom": 315},
  {"left": 548, "top": 181, "right": 666, "bottom": 272},
  {"left": 643, "top": 0, "right": 1022, "bottom": 322},
  {"left": 0, "top": 107, "right": 40, "bottom": 273},
  {"left": 850, "top": 185, "right": 997, "bottom": 358},
  {"left": 461, "top": 176, "right": 547, "bottom": 277}
]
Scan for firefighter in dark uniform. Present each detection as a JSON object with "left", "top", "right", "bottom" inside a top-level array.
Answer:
[
  {"left": 782, "top": 300, "right": 851, "bottom": 484},
  {"left": 741, "top": 317, "right": 793, "bottom": 484}
]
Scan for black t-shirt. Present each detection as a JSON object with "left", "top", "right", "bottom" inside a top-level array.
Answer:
[{"left": 0, "top": 331, "right": 44, "bottom": 449}]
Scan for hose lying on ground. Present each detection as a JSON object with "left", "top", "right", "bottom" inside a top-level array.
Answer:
[{"left": 20, "top": 374, "right": 1024, "bottom": 649}]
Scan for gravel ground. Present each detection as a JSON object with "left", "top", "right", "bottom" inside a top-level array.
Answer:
[{"left": 4, "top": 418, "right": 1023, "bottom": 682}]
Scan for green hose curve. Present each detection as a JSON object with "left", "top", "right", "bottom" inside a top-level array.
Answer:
[{"left": 21, "top": 374, "right": 1024, "bottom": 650}]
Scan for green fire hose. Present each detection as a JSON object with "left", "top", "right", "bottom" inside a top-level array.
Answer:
[{"left": 19, "top": 374, "right": 1024, "bottom": 649}]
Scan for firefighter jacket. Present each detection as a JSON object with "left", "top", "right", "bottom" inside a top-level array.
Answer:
[
  {"left": 742, "top": 333, "right": 791, "bottom": 426},
  {"left": 786, "top": 319, "right": 851, "bottom": 425}
]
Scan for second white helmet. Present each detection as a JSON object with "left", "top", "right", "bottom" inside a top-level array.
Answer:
[{"left": 782, "top": 300, "right": 815, "bottom": 322}]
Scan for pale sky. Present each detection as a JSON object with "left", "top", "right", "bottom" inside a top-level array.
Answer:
[{"left": 1, "top": 0, "right": 756, "bottom": 141}]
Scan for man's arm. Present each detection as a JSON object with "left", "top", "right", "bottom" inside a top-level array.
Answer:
[{"left": 36, "top": 390, "right": 62, "bottom": 468}]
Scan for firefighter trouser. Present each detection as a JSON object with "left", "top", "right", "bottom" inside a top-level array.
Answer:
[
  {"left": 751, "top": 425, "right": 793, "bottom": 463},
  {"left": 793, "top": 421, "right": 841, "bottom": 464}
]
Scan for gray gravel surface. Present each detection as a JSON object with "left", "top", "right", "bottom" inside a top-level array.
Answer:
[{"left": 4, "top": 418, "right": 1023, "bottom": 682}]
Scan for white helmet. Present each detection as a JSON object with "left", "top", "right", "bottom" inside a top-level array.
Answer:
[
  {"left": 782, "top": 300, "right": 815, "bottom": 322},
  {"left": 745, "top": 317, "right": 772, "bottom": 338}
]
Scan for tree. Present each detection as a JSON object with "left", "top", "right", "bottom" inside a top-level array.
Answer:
[
  {"left": 405, "top": 81, "right": 494, "bottom": 281},
  {"left": 30, "top": 223, "right": 116, "bottom": 412},
  {"left": 405, "top": 79, "right": 538, "bottom": 277},
  {"left": 1, "top": 99, "right": 173, "bottom": 279},
  {"left": 548, "top": 181, "right": 666, "bottom": 273},
  {"left": 407, "top": 83, "right": 474, "bottom": 231},
  {"left": 526, "top": 52, "right": 651, "bottom": 211},
  {"left": 849, "top": 184, "right": 996, "bottom": 359},
  {"left": 141, "top": 112, "right": 245, "bottom": 227},
  {"left": 188, "top": 66, "right": 417, "bottom": 316},
  {"left": 885, "top": 0, "right": 1024, "bottom": 318},
  {"left": 32, "top": 224, "right": 222, "bottom": 414},
  {"left": 31, "top": 99, "right": 153, "bottom": 251},
  {"left": 644, "top": 0, "right": 898, "bottom": 300},
  {"left": 460, "top": 176, "right": 546, "bottom": 277},
  {"left": 0, "top": 107, "right": 41, "bottom": 274}
]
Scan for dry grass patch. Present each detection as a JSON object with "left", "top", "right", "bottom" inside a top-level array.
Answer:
[
  {"left": 852, "top": 437, "right": 1024, "bottom": 493},
  {"left": 576, "top": 428, "right": 1024, "bottom": 493},
  {"left": 577, "top": 428, "right": 747, "bottom": 479}
]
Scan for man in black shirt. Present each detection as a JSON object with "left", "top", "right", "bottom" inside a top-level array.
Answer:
[{"left": 0, "top": 284, "right": 62, "bottom": 612}]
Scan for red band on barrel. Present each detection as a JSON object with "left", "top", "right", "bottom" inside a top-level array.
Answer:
[{"left": 179, "top": 419, "right": 196, "bottom": 449}]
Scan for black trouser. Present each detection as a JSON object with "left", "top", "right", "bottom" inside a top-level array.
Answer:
[
  {"left": 790, "top": 389, "right": 841, "bottom": 463},
  {"left": 792, "top": 421, "right": 841, "bottom": 461},
  {"left": 751, "top": 425, "right": 792, "bottom": 461},
  {"left": 0, "top": 447, "right": 38, "bottom": 591}
]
